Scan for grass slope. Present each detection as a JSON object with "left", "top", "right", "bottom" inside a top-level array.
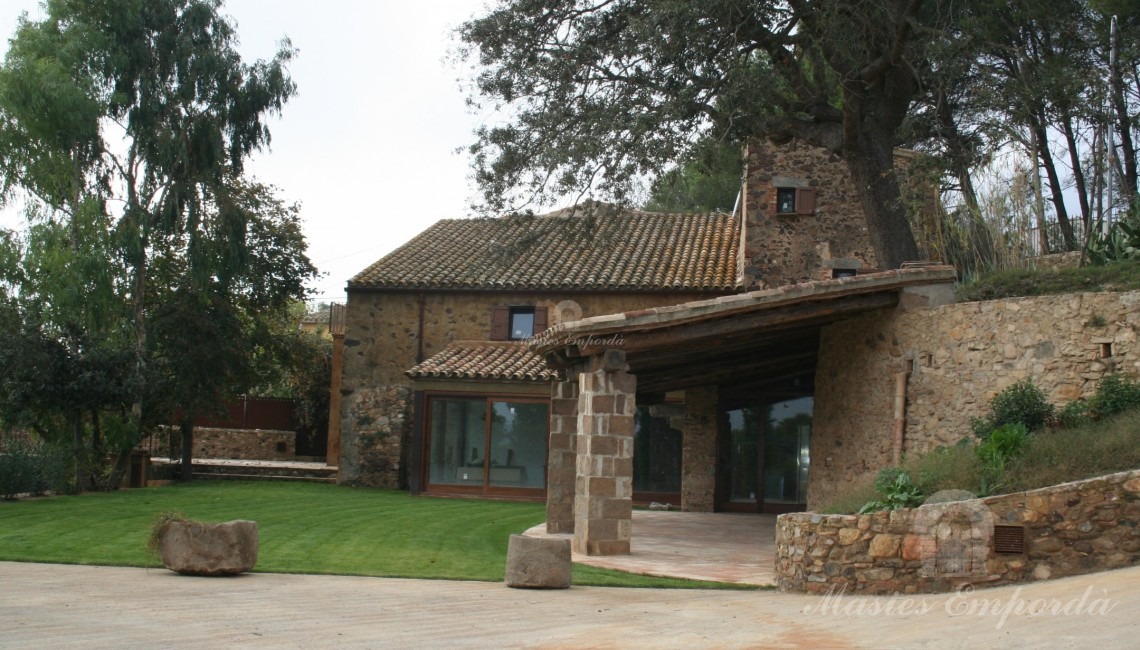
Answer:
[{"left": 0, "top": 481, "right": 747, "bottom": 589}]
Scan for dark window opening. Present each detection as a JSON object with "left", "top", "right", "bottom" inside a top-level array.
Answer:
[
  {"left": 775, "top": 186, "right": 817, "bottom": 215},
  {"left": 491, "top": 305, "right": 548, "bottom": 341},
  {"left": 776, "top": 187, "right": 797, "bottom": 214},
  {"left": 509, "top": 307, "right": 535, "bottom": 340},
  {"left": 831, "top": 268, "right": 858, "bottom": 279}
]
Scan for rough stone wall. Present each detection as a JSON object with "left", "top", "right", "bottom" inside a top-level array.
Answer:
[
  {"left": 740, "top": 139, "right": 878, "bottom": 289},
  {"left": 813, "top": 291, "right": 1140, "bottom": 510},
  {"left": 679, "top": 386, "right": 717, "bottom": 512},
  {"left": 776, "top": 469, "right": 1140, "bottom": 594},
  {"left": 189, "top": 427, "right": 295, "bottom": 460},
  {"left": 1034, "top": 251, "right": 1082, "bottom": 271},
  {"left": 340, "top": 289, "right": 716, "bottom": 487}
]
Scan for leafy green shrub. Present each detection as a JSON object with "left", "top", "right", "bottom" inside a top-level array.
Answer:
[
  {"left": 976, "top": 423, "right": 1029, "bottom": 474},
  {"left": 972, "top": 379, "right": 1054, "bottom": 437},
  {"left": 0, "top": 434, "right": 72, "bottom": 499},
  {"left": 858, "top": 468, "right": 925, "bottom": 513},
  {"left": 1055, "top": 399, "right": 1092, "bottom": 428},
  {"left": 1088, "top": 373, "right": 1140, "bottom": 419}
]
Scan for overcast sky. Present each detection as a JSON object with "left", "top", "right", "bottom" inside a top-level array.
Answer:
[{"left": 0, "top": 0, "right": 491, "bottom": 305}]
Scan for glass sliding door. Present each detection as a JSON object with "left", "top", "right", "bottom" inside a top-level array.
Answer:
[
  {"left": 424, "top": 394, "right": 548, "bottom": 497},
  {"left": 427, "top": 398, "right": 486, "bottom": 487},
  {"left": 488, "top": 401, "right": 547, "bottom": 489},
  {"left": 762, "top": 396, "right": 812, "bottom": 507},
  {"left": 724, "top": 406, "right": 761, "bottom": 505},
  {"left": 719, "top": 391, "right": 812, "bottom": 513},
  {"left": 633, "top": 405, "right": 682, "bottom": 501}
]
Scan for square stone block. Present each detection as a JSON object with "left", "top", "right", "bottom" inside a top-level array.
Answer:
[{"left": 505, "top": 535, "right": 572, "bottom": 589}]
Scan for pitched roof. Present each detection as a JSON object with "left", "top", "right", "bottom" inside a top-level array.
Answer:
[
  {"left": 350, "top": 206, "right": 740, "bottom": 292},
  {"left": 406, "top": 341, "right": 559, "bottom": 382}
]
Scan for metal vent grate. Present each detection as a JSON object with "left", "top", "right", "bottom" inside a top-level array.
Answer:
[{"left": 994, "top": 525, "right": 1026, "bottom": 554}]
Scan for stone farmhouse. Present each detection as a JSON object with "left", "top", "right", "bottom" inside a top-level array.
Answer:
[{"left": 337, "top": 139, "right": 1137, "bottom": 558}]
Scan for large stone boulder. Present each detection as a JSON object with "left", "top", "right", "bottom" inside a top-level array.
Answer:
[
  {"left": 157, "top": 519, "right": 259, "bottom": 576},
  {"left": 924, "top": 489, "right": 977, "bottom": 505},
  {"left": 505, "top": 534, "right": 571, "bottom": 589}
]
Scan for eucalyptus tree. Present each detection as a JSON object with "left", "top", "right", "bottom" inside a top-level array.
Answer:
[{"left": 0, "top": 0, "right": 301, "bottom": 484}]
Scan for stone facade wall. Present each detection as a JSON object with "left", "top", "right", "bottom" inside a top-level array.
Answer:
[
  {"left": 340, "top": 289, "right": 717, "bottom": 487},
  {"left": 740, "top": 139, "right": 878, "bottom": 289},
  {"left": 776, "top": 470, "right": 1140, "bottom": 594},
  {"left": 813, "top": 290, "right": 1140, "bottom": 510},
  {"left": 190, "top": 427, "right": 295, "bottom": 460}
]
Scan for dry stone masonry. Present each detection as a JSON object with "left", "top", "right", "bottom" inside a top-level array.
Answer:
[
  {"left": 813, "top": 290, "right": 1140, "bottom": 509},
  {"left": 776, "top": 469, "right": 1140, "bottom": 594}
]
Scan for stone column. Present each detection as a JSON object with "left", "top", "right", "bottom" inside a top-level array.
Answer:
[
  {"left": 326, "top": 330, "right": 345, "bottom": 473},
  {"left": 681, "top": 385, "right": 718, "bottom": 512},
  {"left": 574, "top": 350, "right": 636, "bottom": 556},
  {"left": 546, "top": 375, "right": 580, "bottom": 534}
]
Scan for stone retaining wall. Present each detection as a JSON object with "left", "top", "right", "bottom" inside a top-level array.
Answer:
[
  {"left": 813, "top": 290, "right": 1140, "bottom": 509},
  {"left": 191, "top": 427, "right": 296, "bottom": 460},
  {"left": 776, "top": 470, "right": 1140, "bottom": 594}
]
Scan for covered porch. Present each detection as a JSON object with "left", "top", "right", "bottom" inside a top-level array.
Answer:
[{"left": 531, "top": 267, "right": 957, "bottom": 558}]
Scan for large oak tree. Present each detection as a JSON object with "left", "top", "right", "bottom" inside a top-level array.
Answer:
[{"left": 457, "top": 0, "right": 958, "bottom": 268}]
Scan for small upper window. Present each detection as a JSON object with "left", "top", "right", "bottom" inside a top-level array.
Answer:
[
  {"left": 776, "top": 188, "right": 797, "bottom": 214},
  {"left": 509, "top": 307, "right": 535, "bottom": 340},
  {"left": 491, "top": 305, "right": 548, "bottom": 341},
  {"left": 774, "top": 186, "right": 816, "bottom": 215}
]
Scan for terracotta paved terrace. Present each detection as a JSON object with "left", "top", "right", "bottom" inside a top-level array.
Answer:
[{"left": 524, "top": 510, "right": 777, "bottom": 586}]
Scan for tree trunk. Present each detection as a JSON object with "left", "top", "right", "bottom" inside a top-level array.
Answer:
[
  {"left": 180, "top": 413, "right": 195, "bottom": 482},
  {"left": 1030, "top": 113, "right": 1076, "bottom": 250},
  {"left": 1109, "top": 23, "right": 1138, "bottom": 196},
  {"left": 843, "top": 99, "right": 920, "bottom": 269},
  {"left": 1060, "top": 108, "right": 1091, "bottom": 229}
]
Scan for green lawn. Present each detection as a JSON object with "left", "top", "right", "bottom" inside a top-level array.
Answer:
[{"left": 0, "top": 480, "right": 747, "bottom": 589}]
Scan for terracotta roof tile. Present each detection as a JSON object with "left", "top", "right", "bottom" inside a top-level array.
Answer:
[
  {"left": 406, "top": 341, "right": 559, "bottom": 382},
  {"left": 350, "top": 207, "right": 740, "bottom": 291}
]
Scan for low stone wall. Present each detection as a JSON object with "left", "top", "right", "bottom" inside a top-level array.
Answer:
[
  {"left": 776, "top": 470, "right": 1140, "bottom": 595},
  {"left": 191, "top": 427, "right": 296, "bottom": 461}
]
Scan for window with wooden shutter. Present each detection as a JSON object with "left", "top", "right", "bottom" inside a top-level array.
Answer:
[
  {"left": 490, "top": 306, "right": 509, "bottom": 340},
  {"left": 533, "top": 307, "right": 548, "bottom": 334},
  {"left": 796, "top": 188, "right": 816, "bottom": 214}
]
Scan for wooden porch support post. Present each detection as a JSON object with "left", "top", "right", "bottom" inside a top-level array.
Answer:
[
  {"left": 574, "top": 350, "right": 636, "bottom": 556},
  {"left": 546, "top": 372, "right": 580, "bottom": 534}
]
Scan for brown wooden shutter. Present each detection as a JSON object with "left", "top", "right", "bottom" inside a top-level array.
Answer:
[
  {"left": 533, "top": 306, "right": 548, "bottom": 334},
  {"left": 490, "top": 306, "right": 509, "bottom": 340},
  {"left": 797, "top": 187, "right": 816, "bottom": 214}
]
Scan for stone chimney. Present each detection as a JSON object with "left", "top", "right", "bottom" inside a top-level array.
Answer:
[{"left": 737, "top": 139, "right": 877, "bottom": 290}]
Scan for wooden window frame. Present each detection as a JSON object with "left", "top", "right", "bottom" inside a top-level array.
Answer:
[
  {"left": 421, "top": 390, "right": 550, "bottom": 501},
  {"left": 774, "top": 186, "right": 816, "bottom": 216},
  {"left": 490, "top": 305, "right": 549, "bottom": 341}
]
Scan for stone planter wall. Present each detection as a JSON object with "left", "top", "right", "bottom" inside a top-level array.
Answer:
[{"left": 776, "top": 469, "right": 1140, "bottom": 595}]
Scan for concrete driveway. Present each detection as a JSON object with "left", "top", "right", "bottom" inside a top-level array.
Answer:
[{"left": 3, "top": 561, "right": 1139, "bottom": 648}]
